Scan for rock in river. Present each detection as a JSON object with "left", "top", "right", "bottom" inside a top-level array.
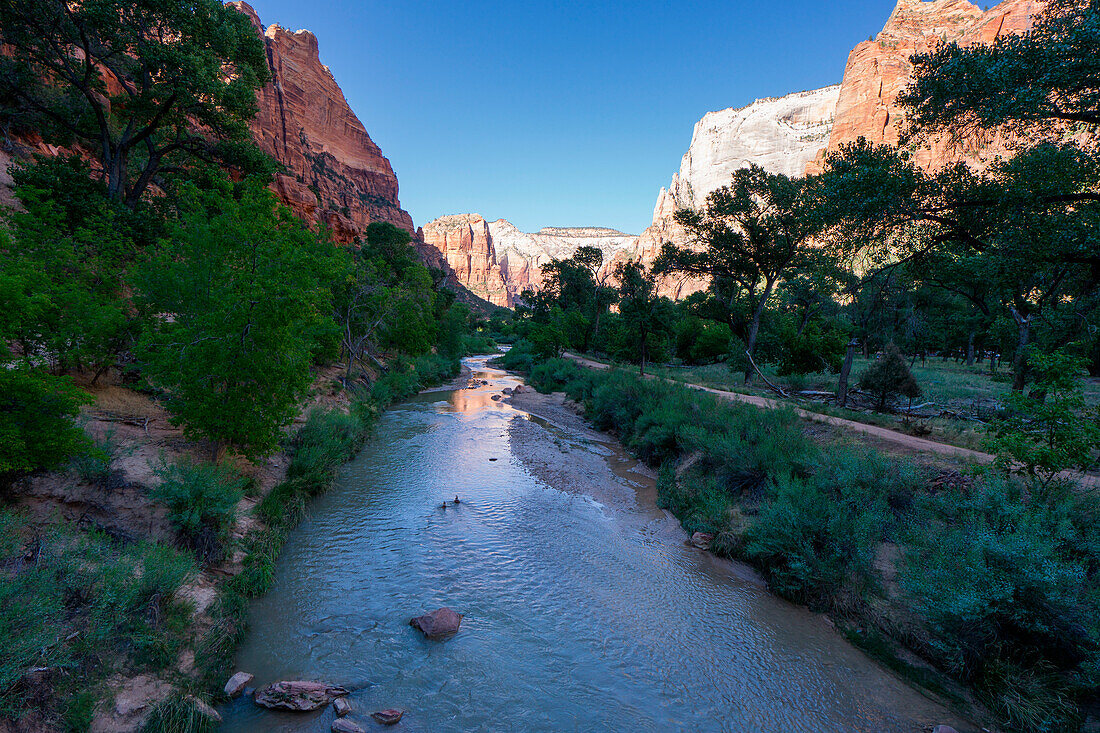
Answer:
[
  {"left": 224, "top": 671, "right": 253, "bottom": 699},
  {"left": 691, "top": 532, "right": 715, "bottom": 550},
  {"left": 332, "top": 718, "right": 365, "bottom": 733},
  {"left": 253, "top": 680, "right": 349, "bottom": 711},
  {"left": 371, "top": 709, "right": 405, "bottom": 725},
  {"left": 332, "top": 696, "right": 352, "bottom": 716},
  {"left": 410, "top": 607, "right": 463, "bottom": 639}
]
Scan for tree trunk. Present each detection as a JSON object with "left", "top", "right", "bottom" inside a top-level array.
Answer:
[
  {"left": 1010, "top": 306, "right": 1031, "bottom": 391},
  {"left": 966, "top": 331, "right": 976, "bottom": 367},
  {"left": 744, "top": 279, "right": 775, "bottom": 384},
  {"left": 640, "top": 335, "right": 647, "bottom": 377},
  {"left": 837, "top": 340, "right": 857, "bottom": 408},
  {"left": 797, "top": 306, "right": 811, "bottom": 336}
]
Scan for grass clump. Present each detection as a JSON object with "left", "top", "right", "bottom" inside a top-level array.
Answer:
[
  {"left": 0, "top": 509, "right": 195, "bottom": 726},
  {"left": 154, "top": 460, "right": 246, "bottom": 565}
]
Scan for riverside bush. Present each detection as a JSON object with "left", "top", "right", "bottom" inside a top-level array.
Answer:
[
  {"left": 899, "top": 478, "right": 1100, "bottom": 732},
  {"left": 0, "top": 510, "right": 194, "bottom": 722},
  {"left": 154, "top": 460, "right": 246, "bottom": 564},
  {"left": 0, "top": 367, "right": 91, "bottom": 486}
]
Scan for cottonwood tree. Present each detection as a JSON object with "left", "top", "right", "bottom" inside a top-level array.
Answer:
[
  {"left": 537, "top": 246, "right": 617, "bottom": 351},
  {"left": 332, "top": 223, "right": 439, "bottom": 380},
  {"left": 136, "top": 178, "right": 334, "bottom": 460},
  {"left": 0, "top": 0, "right": 270, "bottom": 206},
  {"left": 820, "top": 139, "right": 1098, "bottom": 391},
  {"left": 899, "top": 0, "right": 1100, "bottom": 139},
  {"left": 615, "top": 261, "right": 673, "bottom": 375},
  {"left": 657, "top": 165, "right": 826, "bottom": 382}
]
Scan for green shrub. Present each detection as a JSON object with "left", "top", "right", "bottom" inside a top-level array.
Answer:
[
  {"left": 0, "top": 510, "right": 194, "bottom": 721},
  {"left": 154, "top": 460, "right": 246, "bottom": 563},
  {"left": 0, "top": 366, "right": 91, "bottom": 486},
  {"left": 142, "top": 694, "right": 219, "bottom": 733},
  {"left": 71, "top": 427, "right": 130, "bottom": 490},
  {"left": 990, "top": 349, "right": 1100, "bottom": 484},
  {"left": 859, "top": 343, "right": 922, "bottom": 411},
  {"left": 899, "top": 476, "right": 1099, "bottom": 732},
  {"left": 745, "top": 449, "right": 920, "bottom": 609}
]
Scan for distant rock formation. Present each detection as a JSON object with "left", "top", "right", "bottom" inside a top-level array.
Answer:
[
  {"left": 421, "top": 215, "right": 643, "bottom": 307},
  {"left": 651, "top": 86, "right": 841, "bottom": 220},
  {"left": 229, "top": 2, "right": 414, "bottom": 241},
  {"left": 420, "top": 87, "right": 841, "bottom": 304},
  {"left": 807, "top": 0, "right": 1042, "bottom": 173}
]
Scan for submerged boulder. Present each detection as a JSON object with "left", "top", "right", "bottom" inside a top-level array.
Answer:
[
  {"left": 253, "top": 681, "right": 349, "bottom": 711},
  {"left": 332, "top": 719, "right": 365, "bottom": 733},
  {"left": 409, "top": 607, "right": 463, "bottom": 639},
  {"left": 371, "top": 709, "right": 405, "bottom": 725}
]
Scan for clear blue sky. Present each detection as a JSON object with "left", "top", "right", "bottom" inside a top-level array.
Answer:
[{"left": 246, "top": 0, "right": 900, "bottom": 234}]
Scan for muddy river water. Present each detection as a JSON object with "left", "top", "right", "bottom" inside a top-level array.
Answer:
[{"left": 219, "top": 356, "right": 966, "bottom": 732}]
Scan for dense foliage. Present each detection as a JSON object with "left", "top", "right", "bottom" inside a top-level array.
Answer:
[{"left": 0, "top": 0, "right": 271, "bottom": 205}]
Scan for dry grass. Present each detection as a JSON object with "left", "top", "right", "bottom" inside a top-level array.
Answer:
[{"left": 87, "top": 385, "right": 164, "bottom": 420}]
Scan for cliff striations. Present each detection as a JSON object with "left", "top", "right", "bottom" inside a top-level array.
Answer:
[
  {"left": 229, "top": 2, "right": 414, "bottom": 241},
  {"left": 808, "top": 0, "right": 1042, "bottom": 173}
]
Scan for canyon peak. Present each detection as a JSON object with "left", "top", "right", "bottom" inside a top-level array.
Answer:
[
  {"left": 808, "top": 0, "right": 1043, "bottom": 173},
  {"left": 229, "top": 2, "right": 414, "bottom": 242}
]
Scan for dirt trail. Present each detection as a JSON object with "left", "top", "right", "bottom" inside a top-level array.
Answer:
[{"left": 563, "top": 353, "right": 1098, "bottom": 488}]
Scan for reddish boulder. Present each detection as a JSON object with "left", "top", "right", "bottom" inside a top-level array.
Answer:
[
  {"left": 690, "top": 532, "right": 715, "bottom": 550},
  {"left": 252, "top": 681, "right": 349, "bottom": 711},
  {"left": 409, "top": 607, "right": 463, "bottom": 639},
  {"left": 371, "top": 709, "right": 405, "bottom": 725}
]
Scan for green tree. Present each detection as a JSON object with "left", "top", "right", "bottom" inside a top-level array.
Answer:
[
  {"left": 615, "top": 261, "right": 673, "bottom": 375},
  {"left": 858, "top": 343, "right": 922, "bottom": 412},
  {"left": 135, "top": 178, "right": 334, "bottom": 460},
  {"left": 899, "top": 0, "right": 1100, "bottom": 138},
  {"left": 332, "top": 223, "right": 439, "bottom": 378},
  {"left": 0, "top": 0, "right": 270, "bottom": 206},
  {"left": 0, "top": 367, "right": 91, "bottom": 486},
  {"left": 991, "top": 349, "right": 1100, "bottom": 485},
  {"left": 820, "top": 140, "right": 1098, "bottom": 390},
  {"left": 0, "top": 156, "right": 153, "bottom": 379},
  {"left": 658, "top": 165, "right": 825, "bottom": 382}
]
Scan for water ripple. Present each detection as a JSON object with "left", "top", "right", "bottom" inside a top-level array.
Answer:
[{"left": 220, "top": 357, "right": 966, "bottom": 733}]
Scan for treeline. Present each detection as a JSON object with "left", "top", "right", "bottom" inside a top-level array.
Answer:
[{"left": 0, "top": 0, "right": 488, "bottom": 480}]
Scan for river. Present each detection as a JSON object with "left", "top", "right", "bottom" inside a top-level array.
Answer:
[{"left": 219, "top": 355, "right": 966, "bottom": 732}]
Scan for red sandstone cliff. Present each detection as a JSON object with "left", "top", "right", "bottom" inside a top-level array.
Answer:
[
  {"left": 808, "top": 0, "right": 1042, "bottom": 173},
  {"left": 420, "top": 215, "right": 512, "bottom": 307},
  {"left": 229, "top": 2, "right": 413, "bottom": 242}
]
